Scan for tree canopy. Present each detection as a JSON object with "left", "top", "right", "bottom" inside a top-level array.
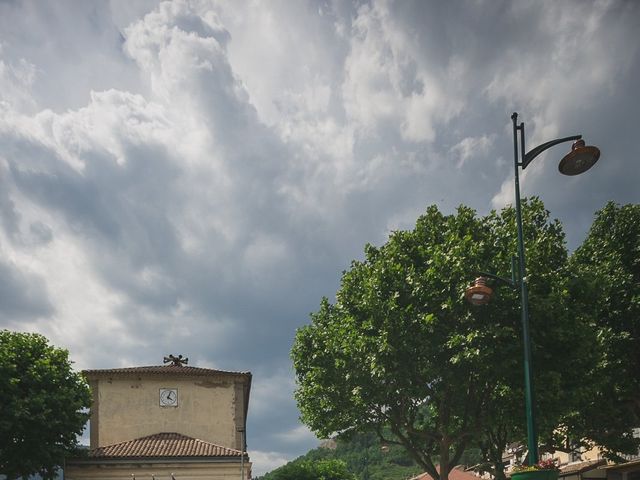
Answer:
[
  {"left": 292, "top": 199, "right": 590, "bottom": 480},
  {"left": 0, "top": 330, "right": 91, "bottom": 480}
]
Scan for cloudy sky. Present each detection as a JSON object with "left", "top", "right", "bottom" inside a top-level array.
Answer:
[{"left": 1, "top": 0, "right": 639, "bottom": 475}]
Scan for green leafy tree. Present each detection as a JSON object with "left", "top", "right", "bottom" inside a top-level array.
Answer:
[
  {"left": 0, "top": 330, "right": 91, "bottom": 480},
  {"left": 566, "top": 202, "right": 640, "bottom": 459},
  {"left": 293, "top": 205, "right": 495, "bottom": 480},
  {"left": 258, "top": 459, "right": 356, "bottom": 480},
  {"left": 292, "top": 200, "right": 593, "bottom": 480},
  {"left": 472, "top": 201, "right": 595, "bottom": 479}
]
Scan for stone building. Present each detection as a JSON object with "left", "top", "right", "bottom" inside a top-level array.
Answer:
[{"left": 65, "top": 356, "right": 251, "bottom": 480}]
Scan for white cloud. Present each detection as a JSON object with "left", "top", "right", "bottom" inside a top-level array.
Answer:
[
  {"left": 248, "top": 426, "right": 319, "bottom": 476},
  {"left": 248, "top": 450, "right": 291, "bottom": 477},
  {"left": 273, "top": 424, "right": 317, "bottom": 445},
  {"left": 451, "top": 134, "right": 496, "bottom": 169},
  {"left": 249, "top": 371, "right": 296, "bottom": 418},
  {"left": 342, "top": 2, "right": 464, "bottom": 144},
  {"left": 0, "top": 50, "right": 38, "bottom": 112}
]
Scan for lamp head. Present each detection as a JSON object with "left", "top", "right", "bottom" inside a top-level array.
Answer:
[
  {"left": 558, "top": 139, "right": 600, "bottom": 176},
  {"left": 464, "top": 277, "right": 493, "bottom": 306}
]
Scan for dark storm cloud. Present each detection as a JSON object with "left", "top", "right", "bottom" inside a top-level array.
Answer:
[
  {"left": 0, "top": 260, "right": 54, "bottom": 322},
  {"left": 0, "top": 174, "right": 21, "bottom": 240}
]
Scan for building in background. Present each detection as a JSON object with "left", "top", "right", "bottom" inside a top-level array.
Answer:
[
  {"left": 501, "top": 429, "right": 640, "bottom": 480},
  {"left": 65, "top": 355, "right": 251, "bottom": 480}
]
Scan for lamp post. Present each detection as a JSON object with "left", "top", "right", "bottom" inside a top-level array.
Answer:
[{"left": 465, "top": 112, "right": 600, "bottom": 466}]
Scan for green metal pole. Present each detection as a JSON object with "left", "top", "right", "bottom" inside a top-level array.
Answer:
[{"left": 511, "top": 112, "right": 539, "bottom": 465}]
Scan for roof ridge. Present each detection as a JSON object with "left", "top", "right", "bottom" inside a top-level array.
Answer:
[
  {"left": 109, "top": 431, "right": 194, "bottom": 444},
  {"left": 83, "top": 364, "right": 251, "bottom": 376}
]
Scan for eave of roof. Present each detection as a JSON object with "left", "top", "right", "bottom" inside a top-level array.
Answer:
[
  {"left": 74, "top": 432, "right": 246, "bottom": 460},
  {"left": 559, "top": 459, "right": 607, "bottom": 477},
  {"left": 605, "top": 459, "right": 640, "bottom": 471}
]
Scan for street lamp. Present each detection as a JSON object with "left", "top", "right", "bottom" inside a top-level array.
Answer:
[{"left": 465, "top": 112, "right": 600, "bottom": 466}]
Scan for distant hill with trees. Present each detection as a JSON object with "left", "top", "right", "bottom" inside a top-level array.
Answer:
[{"left": 256, "top": 430, "right": 482, "bottom": 480}]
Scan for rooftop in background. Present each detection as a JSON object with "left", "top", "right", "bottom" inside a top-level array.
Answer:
[
  {"left": 411, "top": 466, "right": 482, "bottom": 480},
  {"left": 559, "top": 459, "right": 607, "bottom": 477},
  {"left": 605, "top": 459, "right": 640, "bottom": 472}
]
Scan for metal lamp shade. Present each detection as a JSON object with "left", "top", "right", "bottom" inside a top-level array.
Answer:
[
  {"left": 558, "top": 139, "right": 600, "bottom": 176},
  {"left": 464, "top": 277, "right": 493, "bottom": 306}
]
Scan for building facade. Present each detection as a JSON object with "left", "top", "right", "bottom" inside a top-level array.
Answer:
[{"left": 65, "top": 357, "right": 252, "bottom": 480}]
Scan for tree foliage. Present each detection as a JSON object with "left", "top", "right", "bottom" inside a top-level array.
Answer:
[
  {"left": 0, "top": 330, "right": 91, "bottom": 480},
  {"left": 257, "top": 459, "right": 356, "bottom": 480},
  {"left": 473, "top": 201, "right": 596, "bottom": 478},
  {"left": 566, "top": 202, "right": 640, "bottom": 458},
  {"left": 293, "top": 199, "right": 588, "bottom": 480}
]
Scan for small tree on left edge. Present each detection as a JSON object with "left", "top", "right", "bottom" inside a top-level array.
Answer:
[{"left": 0, "top": 330, "right": 91, "bottom": 480}]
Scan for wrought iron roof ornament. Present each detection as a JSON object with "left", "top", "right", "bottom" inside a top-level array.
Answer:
[{"left": 163, "top": 354, "right": 189, "bottom": 366}]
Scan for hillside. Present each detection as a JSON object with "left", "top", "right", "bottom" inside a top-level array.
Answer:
[{"left": 256, "top": 431, "right": 482, "bottom": 480}]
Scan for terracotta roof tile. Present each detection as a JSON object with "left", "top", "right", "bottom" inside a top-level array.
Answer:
[
  {"left": 83, "top": 364, "right": 250, "bottom": 377},
  {"left": 88, "top": 433, "right": 244, "bottom": 458},
  {"left": 559, "top": 459, "right": 606, "bottom": 476},
  {"left": 605, "top": 459, "right": 640, "bottom": 471},
  {"left": 411, "top": 466, "right": 482, "bottom": 480}
]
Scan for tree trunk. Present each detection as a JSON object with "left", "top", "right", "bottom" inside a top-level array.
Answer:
[
  {"left": 493, "top": 461, "right": 507, "bottom": 480},
  {"left": 440, "top": 437, "right": 451, "bottom": 480}
]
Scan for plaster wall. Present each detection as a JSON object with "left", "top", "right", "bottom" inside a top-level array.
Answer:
[
  {"left": 65, "top": 461, "right": 250, "bottom": 480},
  {"left": 555, "top": 446, "right": 602, "bottom": 465},
  {"left": 91, "top": 376, "right": 239, "bottom": 448}
]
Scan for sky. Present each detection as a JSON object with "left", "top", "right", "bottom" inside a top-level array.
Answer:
[{"left": 0, "top": 0, "right": 639, "bottom": 475}]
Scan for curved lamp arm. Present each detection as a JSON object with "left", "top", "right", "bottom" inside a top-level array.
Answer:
[
  {"left": 473, "top": 256, "right": 518, "bottom": 289},
  {"left": 522, "top": 135, "right": 582, "bottom": 169},
  {"left": 475, "top": 271, "right": 516, "bottom": 288}
]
